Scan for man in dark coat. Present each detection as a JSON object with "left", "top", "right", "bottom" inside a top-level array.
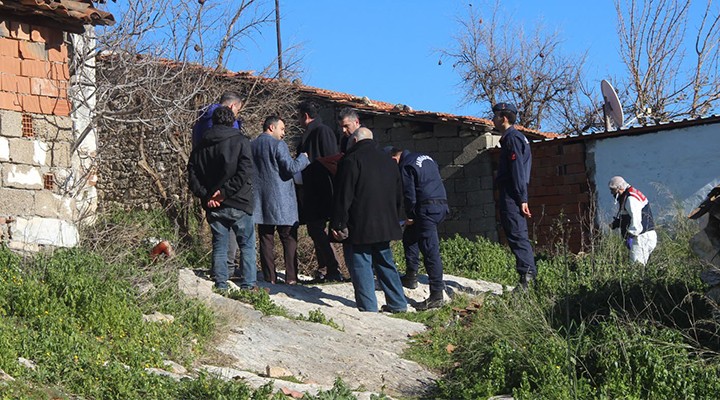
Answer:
[
  {"left": 387, "top": 147, "right": 450, "bottom": 309},
  {"left": 191, "top": 91, "right": 245, "bottom": 278},
  {"left": 188, "top": 106, "right": 256, "bottom": 291},
  {"left": 330, "top": 128, "right": 408, "bottom": 313},
  {"left": 493, "top": 102, "right": 537, "bottom": 289},
  {"left": 295, "top": 100, "right": 344, "bottom": 282}
]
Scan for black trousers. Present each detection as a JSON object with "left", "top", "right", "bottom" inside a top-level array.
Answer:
[
  {"left": 306, "top": 219, "right": 341, "bottom": 278},
  {"left": 499, "top": 189, "right": 537, "bottom": 276}
]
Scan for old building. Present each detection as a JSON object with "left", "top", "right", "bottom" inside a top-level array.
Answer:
[
  {"left": 0, "top": 1, "right": 114, "bottom": 250},
  {"left": 527, "top": 115, "right": 720, "bottom": 252}
]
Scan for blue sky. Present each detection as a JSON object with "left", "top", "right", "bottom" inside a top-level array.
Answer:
[{"left": 231, "top": 1, "right": 623, "bottom": 118}]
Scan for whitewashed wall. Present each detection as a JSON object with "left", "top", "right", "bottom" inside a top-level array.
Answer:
[{"left": 589, "top": 123, "right": 720, "bottom": 226}]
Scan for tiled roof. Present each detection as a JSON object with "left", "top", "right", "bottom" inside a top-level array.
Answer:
[
  {"left": 296, "top": 84, "right": 558, "bottom": 140},
  {"left": 1, "top": 0, "right": 115, "bottom": 33},
  {"left": 102, "top": 55, "right": 558, "bottom": 140}
]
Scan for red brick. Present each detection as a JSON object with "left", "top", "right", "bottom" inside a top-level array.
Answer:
[
  {"left": 0, "top": 38, "right": 18, "bottom": 57},
  {"left": 0, "top": 74, "right": 17, "bottom": 92},
  {"left": 0, "top": 55, "right": 21, "bottom": 75},
  {"left": 560, "top": 152, "right": 585, "bottom": 164},
  {"left": 20, "top": 94, "right": 41, "bottom": 113},
  {"left": 30, "top": 25, "right": 54, "bottom": 43},
  {"left": 49, "top": 62, "right": 69, "bottom": 80},
  {"left": 15, "top": 76, "right": 31, "bottom": 95},
  {"left": 566, "top": 163, "right": 586, "bottom": 175},
  {"left": 41, "top": 28, "right": 63, "bottom": 46},
  {"left": 20, "top": 59, "right": 50, "bottom": 78},
  {"left": 561, "top": 173, "right": 588, "bottom": 185},
  {"left": 38, "top": 95, "right": 57, "bottom": 114},
  {"left": 10, "top": 22, "right": 31, "bottom": 40},
  {"left": 52, "top": 98, "right": 70, "bottom": 116},
  {"left": 19, "top": 41, "right": 48, "bottom": 61},
  {"left": 47, "top": 44, "right": 68, "bottom": 62},
  {"left": 30, "top": 77, "right": 64, "bottom": 97},
  {"left": 563, "top": 143, "right": 585, "bottom": 154},
  {"left": 0, "top": 73, "right": 34, "bottom": 96},
  {"left": 0, "top": 90, "right": 21, "bottom": 111}
]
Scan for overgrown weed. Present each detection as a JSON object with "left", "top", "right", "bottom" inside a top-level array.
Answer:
[{"left": 404, "top": 215, "right": 720, "bottom": 398}]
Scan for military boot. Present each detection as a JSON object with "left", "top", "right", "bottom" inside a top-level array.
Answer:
[
  {"left": 400, "top": 272, "right": 419, "bottom": 289},
  {"left": 518, "top": 272, "right": 535, "bottom": 290},
  {"left": 415, "top": 290, "right": 444, "bottom": 311}
]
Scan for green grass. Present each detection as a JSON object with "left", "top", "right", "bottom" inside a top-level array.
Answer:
[
  {"left": 0, "top": 209, "right": 293, "bottom": 399},
  {"left": 395, "top": 217, "right": 720, "bottom": 399}
]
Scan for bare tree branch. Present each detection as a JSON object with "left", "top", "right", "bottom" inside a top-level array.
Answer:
[
  {"left": 441, "top": 1, "right": 589, "bottom": 134},
  {"left": 615, "top": 0, "right": 720, "bottom": 122}
]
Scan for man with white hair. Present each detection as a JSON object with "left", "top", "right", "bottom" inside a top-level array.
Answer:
[{"left": 608, "top": 176, "right": 657, "bottom": 265}]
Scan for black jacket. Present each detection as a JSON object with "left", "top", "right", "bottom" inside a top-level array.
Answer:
[
  {"left": 297, "top": 117, "right": 340, "bottom": 222},
  {"left": 297, "top": 117, "right": 338, "bottom": 161},
  {"left": 331, "top": 140, "right": 403, "bottom": 245},
  {"left": 187, "top": 124, "right": 254, "bottom": 214}
]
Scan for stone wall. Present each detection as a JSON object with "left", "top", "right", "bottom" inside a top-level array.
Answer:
[{"left": 0, "top": 20, "right": 95, "bottom": 250}]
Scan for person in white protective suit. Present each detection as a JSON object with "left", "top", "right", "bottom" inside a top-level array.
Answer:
[{"left": 608, "top": 176, "right": 658, "bottom": 265}]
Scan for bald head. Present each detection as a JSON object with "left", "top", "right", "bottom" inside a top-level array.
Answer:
[
  {"left": 353, "top": 127, "right": 373, "bottom": 141},
  {"left": 347, "top": 127, "right": 373, "bottom": 150}
]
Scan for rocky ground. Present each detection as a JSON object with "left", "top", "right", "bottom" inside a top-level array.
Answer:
[{"left": 178, "top": 268, "right": 508, "bottom": 399}]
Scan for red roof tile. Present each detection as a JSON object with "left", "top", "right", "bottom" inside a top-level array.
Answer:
[
  {"left": 103, "top": 55, "right": 558, "bottom": 140},
  {"left": 296, "top": 84, "right": 558, "bottom": 140},
  {"left": 1, "top": 0, "right": 114, "bottom": 33}
]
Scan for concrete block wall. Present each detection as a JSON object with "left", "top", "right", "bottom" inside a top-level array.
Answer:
[
  {"left": 361, "top": 114, "right": 500, "bottom": 241},
  {"left": 0, "top": 20, "right": 90, "bottom": 251}
]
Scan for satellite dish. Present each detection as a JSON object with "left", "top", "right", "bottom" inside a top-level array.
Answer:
[{"left": 601, "top": 79, "right": 624, "bottom": 131}]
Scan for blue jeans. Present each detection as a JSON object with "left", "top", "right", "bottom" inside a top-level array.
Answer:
[
  {"left": 349, "top": 242, "right": 407, "bottom": 312},
  {"left": 207, "top": 207, "right": 257, "bottom": 289}
]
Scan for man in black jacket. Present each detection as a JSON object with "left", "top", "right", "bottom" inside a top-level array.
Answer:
[
  {"left": 188, "top": 106, "right": 256, "bottom": 291},
  {"left": 330, "top": 128, "right": 408, "bottom": 313},
  {"left": 296, "top": 100, "right": 344, "bottom": 282}
]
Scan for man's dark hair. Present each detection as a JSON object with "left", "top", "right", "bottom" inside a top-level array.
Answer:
[
  {"left": 263, "top": 115, "right": 283, "bottom": 131},
  {"left": 388, "top": 147, "right": 402, "bottom": 157},
  {"left": 497, "top": 110, "right": 517, "bottom": 125},
  {"left": 219, "top": 91, "right": 242, "bottom": 105},
  {"left": 338, "top": 107, "right": 359, "bottom": 121},
  {"left": 212, "top": 106, "right": 237, "bottom": 127},
  {"left": 297, "top": 100, "right": 320, "bottom": 119}
]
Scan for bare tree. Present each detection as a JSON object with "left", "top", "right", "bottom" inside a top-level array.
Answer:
[
  {"left": 66, "top": 0, "right": 304, "bottom": 244},
  {"left": 615, "top": 0, "right": 720, "bottom": 123},
  {"left": 441, "top": 1, "right": 591, "bottom": 134}
]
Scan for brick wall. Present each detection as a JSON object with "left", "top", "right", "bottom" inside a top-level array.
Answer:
[
  {"left": 0, "top": 19, "right": 86, "bottom": 250},
  {"left": 525, "top": 141, "right": 594, "bottom": 252},
  {"left": 0, "top": 20, "right": 70, "bottom": 116}
]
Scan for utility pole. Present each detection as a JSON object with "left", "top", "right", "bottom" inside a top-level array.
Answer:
[{"left": 275, "top": 0, "right": 283, "bottom": 78}]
